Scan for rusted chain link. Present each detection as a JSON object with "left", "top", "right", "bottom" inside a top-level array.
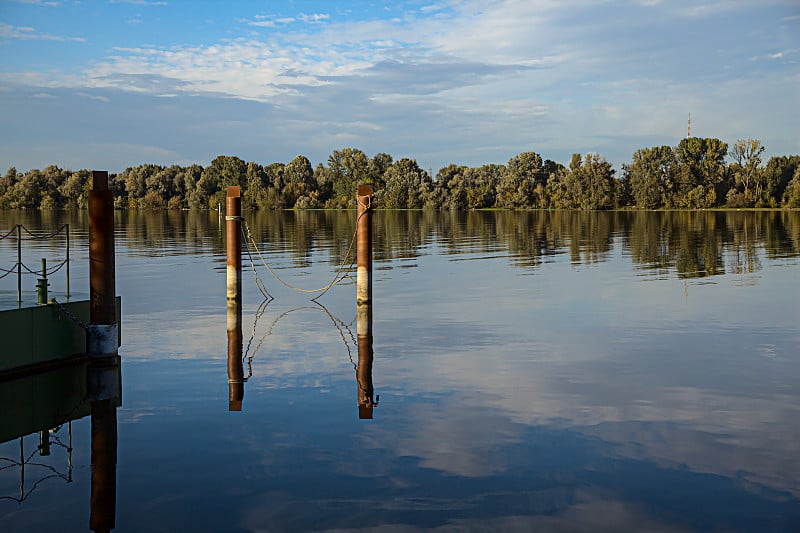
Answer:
[
  {"left": 241, "top": 215, "right": 362, "bottom": 299},
  {"left": 50, "top": 298, "right": 90, "bottom": 331}
]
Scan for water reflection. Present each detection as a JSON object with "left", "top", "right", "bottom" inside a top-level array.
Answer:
[
  {"left": 3, "top": 211, "right": 797, "bottom": 280},
  {"left": 2, "top": 209, "right": 799, "bottom": 531},
  {"left": 87, "top": 357, "right": 121, "bottom": 533},
  {"left": 0, "top": 358, "right": 121, "bottom": 532},
  {"left": 357, "top": 299, "right": 377, "bottom": 420},
  {"left": 236, "top": 298, "right": 379, "bottom": 420},
  {"left": 227, "top": 285, "right": 244, "bottom": 412}
]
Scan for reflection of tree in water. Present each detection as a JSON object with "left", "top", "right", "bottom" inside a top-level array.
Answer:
[
  {"left": 671, "top": 212, "right": 726, "bottom": 278},
  {"left": 7, "top": 210, "right": 798, "bottom": 277},
  {"left": 622, "top": 211, "right": 800, "bottom": 278},
  {"left": 728, "top": 212, "right": 764, "bottom": 275}
]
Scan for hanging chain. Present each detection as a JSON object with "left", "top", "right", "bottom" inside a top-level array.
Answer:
[{"left": 50, "top": 298, "right": 89, "bottom": 331}]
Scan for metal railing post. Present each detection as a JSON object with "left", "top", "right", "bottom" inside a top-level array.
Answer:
[
  {"left": 17, "top": 224, "right": 22, "bottom": 304},
  {"left": 65, "top": 223, "right": 70, "bottom": 298}
]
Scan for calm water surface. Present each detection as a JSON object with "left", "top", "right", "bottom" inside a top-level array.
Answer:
[{"left": 1, "top": 210, "right": 799, "bottom": 532}]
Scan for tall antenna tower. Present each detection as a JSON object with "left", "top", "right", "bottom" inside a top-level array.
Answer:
[{"left": 687, "top": 112, "right": 691, "bottom": 138}]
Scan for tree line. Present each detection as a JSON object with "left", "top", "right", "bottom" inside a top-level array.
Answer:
[{"left": 2, "top": 138, "right": 799, "bottom": 210}]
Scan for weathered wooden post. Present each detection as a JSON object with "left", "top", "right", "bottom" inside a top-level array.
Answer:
[
  {"left": 226, "top": 186, "right": 244, "bottom": 411},
  {"left": 356, "top": 185, "right": 377, "bottom": 419},
  {"left": 87, "top": 171, "right": 117, "bottom": 361}
]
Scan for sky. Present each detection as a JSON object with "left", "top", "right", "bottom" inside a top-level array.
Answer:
[{"left": 0, "top": 0, "right": 798, "bottom": 175}]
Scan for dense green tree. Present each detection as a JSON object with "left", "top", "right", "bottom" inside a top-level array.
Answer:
[
  {"left": 174, "top": 164, "right": 202, "bottom": 209},
  {"left": 726, "top": 139, "right": 766, "bottom": 207},
  {"left": 119, "top": 164, "right": 162, "bottom": 206},
  {"left": 6, "top": 168, "right": 48, "bottom": 208},
  {"left": 368, "top": 153, "right": 393, "bottom": 189},
  {"left": 58, "top": 170, "right": 90, "bottom": 208},
  {"left": 556, "top": 153, "right": 615, "bottom": 209},
  {"left": 625, "top": 146, "right": 677, "bottom": 209},
  {"left": 496, "top": 151, "right": 546, "bottom": 208},
  {"left": 323, "top": 148, "right": 370, "bottom": 208},
  {"left": 1, "top": 141, "right": 797, "bottom": 211},
  {"left": 464, "top": 164, "right": 502, "bottom": 209},
  {"left": 283, "top": 155, "right": 318, "bottom": 208},
  {"left": 0, "top": 168, "right": 14, "bottom": 208},
  {"left": 783, "top": 167, "right": 800, "bottom": 208},
  {"left": 146, "top": 166, "right": 178, "bottom": 201},
  {"left": 284, "top": 155, "right": 314, "bottom": 188},
  {"left": 431, "top": 164, "right": 468, "bottom": 210},
  {"left": 675, "top": 137, "right": 728, "bottom": 208},
  {"left": 200, "top": 155, "right": 246, "bottom": 191},
  {"left": 763, "top": 155, "right": 800, "bottom": 207},
  {"left": 194, "top": 155, "right": 246, "bottom": 209},
  {"left": 242, "top": 162, "right": 267, "bottom": 210},
  {"left": 381, "top": 158, "right": 432, "bottom": 209}
]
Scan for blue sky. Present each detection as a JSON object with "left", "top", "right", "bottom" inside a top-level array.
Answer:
[{"left": 1, "top": 0, "right": 798, "bottom": 175}]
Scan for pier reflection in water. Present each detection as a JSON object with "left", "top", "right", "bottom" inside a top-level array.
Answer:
[
  {"left": 0, "top": 358, "right": 121, "bottom": 532},
  {"left": 226, "top": 287, "right": 244, "bottom": 412},
  {"left": 356, "top": 294, "right": 377, "bottom": 419},
  {"left": 230, "top": 298, "right": 378, "bottom": 419},
  {"left": 1, "top": 209, "right": 799, "bottom": 531}
]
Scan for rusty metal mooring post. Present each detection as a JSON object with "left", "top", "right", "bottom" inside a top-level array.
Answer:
[
  {"left": 356, "top": 185, "right": 377, "bottom": 419},
  {"left": 87, "top": 170, "right": 120, "bottom": 533},
  {"left": 356, "top": 185, "right": 373, "bottom": 307},
  {"left": 88, "top": 171, "right": 117, "bottom": 360},
  {"left": 226, "top": 186, "right": 242, "bottom": 305},
  {"left": 226, "top": 186, "right": 244, "bottom": 411}
]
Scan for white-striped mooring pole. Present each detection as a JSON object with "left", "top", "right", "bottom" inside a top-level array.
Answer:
[
  {"left": 226, "top": 186, "right": 244, "bottom": 411},
  {"left": 356, "top": 185, "right": 377, "bottom": 418}
]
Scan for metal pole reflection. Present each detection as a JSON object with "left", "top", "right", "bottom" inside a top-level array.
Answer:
[{"left": 88, "top": 358, "right": 121, "bottom": 533}]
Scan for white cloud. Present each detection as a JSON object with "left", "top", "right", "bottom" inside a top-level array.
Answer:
[
  {"left": 247, "top": 13, "right": 328, "bottom": 28},
  {"left": 1, "top": 0, "right": 797, "bottom": 172},
  {"left": 247, "top": 20, "right": 276, "bottom": 28},
  {"left": 6, "top": 0, "right": 60, "bottom": 6},
  {"left": 109, "top": 0, "right": 168, "bottom": 6},
  {"left": 298, "top": 13, "right": 329, "bottom": 24},
  {"left": 0, "top": 21, "right": 85, "bottom": 42},
  {"left": 75, "top": 91, "right": 110, "bottom": 102}
]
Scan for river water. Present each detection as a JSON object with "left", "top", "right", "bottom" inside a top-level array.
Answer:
[{"left": 1, "top": 210, "right": 799, "bottom": 532}]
